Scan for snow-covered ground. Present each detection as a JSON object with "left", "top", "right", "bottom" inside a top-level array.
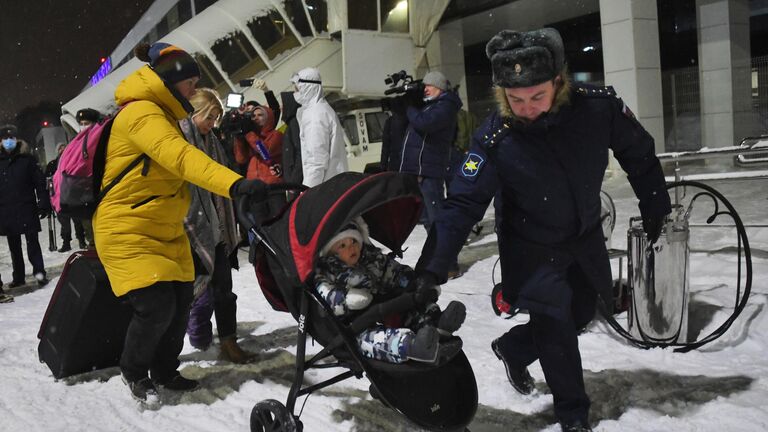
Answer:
[{"left": 1, "top": 171, "right": 766, "bottom": 432}]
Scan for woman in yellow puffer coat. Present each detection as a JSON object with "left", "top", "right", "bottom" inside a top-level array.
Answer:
[{"left": 93, "top": 42, "right": 265, "bottom": 404}]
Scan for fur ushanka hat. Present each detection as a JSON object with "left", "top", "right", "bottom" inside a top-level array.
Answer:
[{"left": 485, "top": 28, "right": 565, "bottom": 88}]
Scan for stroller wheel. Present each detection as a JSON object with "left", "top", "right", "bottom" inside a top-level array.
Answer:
[{"left": 250, "top": 399, "right": 298, "bottom": 432}]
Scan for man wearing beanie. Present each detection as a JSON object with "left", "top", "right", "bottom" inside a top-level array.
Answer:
[
  {"left": 416, "top": 28, "right": 671, "bottom": 432},
  {"left": 93, "top": 41, "right": 266, "bottom": 406},
  {"left": 397, "top": 69, "right": 462, "bottom": 239}
]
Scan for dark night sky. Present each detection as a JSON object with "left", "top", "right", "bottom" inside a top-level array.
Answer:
[{"left": 0, "top": 0, "right": 155, "bottom": 122}]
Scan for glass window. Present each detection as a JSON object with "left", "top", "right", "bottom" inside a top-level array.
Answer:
[
  {"left": 348, "top": 0, "right": 378, "bottom": 30},
  {"left": 155, "top": 17, "right": 169, "bottom": 40},
  {"left": 341, "top": 115, "right": 359, "bottom": 146},
  {"left": 194, "top": 0, "right": 216, "bottom": 15},
  {"left": 210, "top": 31, "right": 267, "bottom": 85},
  {"left": 364, "top": 111, "right": 388, "bottom": 143},
  {"left": 195, "top": 53, "right": 230, "bottom": 96},
  {"left": 246, "top": 10, "right": 301, "bottom": 60},
  {"left": 305, "top": 0, "right": 328, "bottom": 34},
  {"left": 178, "top": 0, "right": 193, "bottom": 24},
  {"left": 166, "top": 6, "right": 180, "bottom": 33},
  {"left": 380, "top": 0, "right": 408, "bottom": 33},
  {"left": 282, "top": 0, "right": 313, "bottom": 37}
]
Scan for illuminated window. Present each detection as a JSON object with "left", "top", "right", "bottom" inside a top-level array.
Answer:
[
  {"left": 246, "top": 10, "right": 301, "bottom": 60},
  {"left": 380, "top": 0, "right": 408, "bottom": 33}
]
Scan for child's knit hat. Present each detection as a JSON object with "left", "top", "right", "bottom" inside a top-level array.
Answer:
[{"left": 320, "top": 216, "right": 370, "bottom": 257}]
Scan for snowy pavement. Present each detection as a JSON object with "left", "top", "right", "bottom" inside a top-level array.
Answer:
[{"left": 0, "top": 172, "right": 767, "bottom": 432}]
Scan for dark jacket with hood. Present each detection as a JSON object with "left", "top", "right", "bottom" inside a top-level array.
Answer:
[
  {"left": 0, "top": 141, "right": 49, "bottom": 236},
  {"left": 280, "top": 91, "right": 303, "bottom": 186},
  {"left": 398, "top": 90, "right": 462, "bottom": 178},
  {"left": 418, "top": 83, "right": 671, "bottom": 320}
]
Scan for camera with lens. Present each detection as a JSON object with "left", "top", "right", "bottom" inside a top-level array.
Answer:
[{"left": 383, "top": 70, "right": 424, "bottom": 96}]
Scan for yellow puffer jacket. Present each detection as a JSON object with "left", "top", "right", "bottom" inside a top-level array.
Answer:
[{"left": 93, "top": 65, "right": 242, "bottom": 297}]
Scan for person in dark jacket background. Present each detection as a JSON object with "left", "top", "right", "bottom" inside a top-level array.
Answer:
[
  {"left": 279, "top": 90, "right": 302, "bottom": 191},
  {"left": 44, "top": 143, "right": 87, "bottom": 252},
  {"left": 397, "top": 70, "right": 462, "bottom": 231},
  {"left": 416, "top": 28, "right": 671, "bottom": 432},
  {"left": 0, "top": 125, "right": 51, "bottom": 287}
]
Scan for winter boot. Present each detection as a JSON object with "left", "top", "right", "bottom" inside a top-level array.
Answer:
[
  {"left": 35, "top": 272, "right": 49, "bottom": 287},
  {"left": 406, "top": 326, "right": 440, "bottom": 363},
  {"left": 8, "top": 280, "right": 25, "bottom": 288},
  {"left": 153, "top": 373, "right": 199, "bottom": 391},
  {"left": 219, "top": 336, "right": 257, "bottom": 364},
  {"left": 77, "top": 238, "right": 87, "bottom": 249},
  {"left": 58, "top": 241, "right": 72, "bottom": 253},
  {"left": 560, "top": 420, "right": 593, "bottom": 432},
  {"left": 491, "top": 338, "right": 535, "bottom": 395},
  {"left": 437, "top": 301, "right": 466, "bottom": 337},
  {"left": 122, "top": 375, "right": 160, "bottom": 405},
  {"left": 0, "top": 287, "right": 13, "bottom": 304}
]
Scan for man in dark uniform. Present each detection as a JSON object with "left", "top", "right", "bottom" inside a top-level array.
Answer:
[{"left": 415, "top": 28, "right": 671, "bottom": 431}]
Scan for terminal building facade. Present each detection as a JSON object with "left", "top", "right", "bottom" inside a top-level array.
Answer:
[{"left": 64, "top": 0, "right": 768, "bottom": 164}]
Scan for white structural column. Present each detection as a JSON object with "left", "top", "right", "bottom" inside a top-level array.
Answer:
[
  {"left": 696, "top": 0, "right": 752, "bottom": 148},
  {"left": 599, "top": 0, "right": 665, "bottom": 153},
  {"left": 423, "top": 20, "right": 469, "bottom": 106}
]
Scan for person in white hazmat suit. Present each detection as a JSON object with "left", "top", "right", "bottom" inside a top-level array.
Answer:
[{"left": 291, "top": 67, "right": 348, "bottom": 187}]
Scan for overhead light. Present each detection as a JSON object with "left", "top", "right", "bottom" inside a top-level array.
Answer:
[
  {"left": 582, "top": 45, "right": 595, "bottom": 52},
  {"left": 396, "top": 1, "right": 408, "bottom": 11}
]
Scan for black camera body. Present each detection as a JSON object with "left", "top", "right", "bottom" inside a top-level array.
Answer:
[{"left": 383, "top": 70, "right": 424, "bottom": 96}]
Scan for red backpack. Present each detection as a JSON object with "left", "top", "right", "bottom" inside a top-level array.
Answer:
[{"left": 51, "top": 106, "right": 148, "bottom": 219}]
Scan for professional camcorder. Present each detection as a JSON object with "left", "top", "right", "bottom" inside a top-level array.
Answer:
[{"left": 383, "top": 70, "right": 424, "bottom": 96}]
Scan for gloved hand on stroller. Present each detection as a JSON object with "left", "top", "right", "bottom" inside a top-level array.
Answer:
[{"left": 314, "top": 217, "right": 466, "bottom": 365}]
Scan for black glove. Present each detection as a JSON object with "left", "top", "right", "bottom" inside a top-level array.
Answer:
[
  {"left": 642, "top": 213, "right": 666, "bottom": 245},
  {"left": 230, "top": 178, "right": 268, "bottom": 201},
  {"left": 412, "top": 271, "right": 440, "bottom": 305},
  {"left": 38, "top": 207, "right": 51, "bottom": 219}
]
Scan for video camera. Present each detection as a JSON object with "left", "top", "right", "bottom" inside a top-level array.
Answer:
[{"left": 383, "top": 70, "right": 423, "bottom": 96}]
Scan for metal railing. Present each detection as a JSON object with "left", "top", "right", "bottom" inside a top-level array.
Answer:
[{"left": 663, "top": 55, "right": 768, "bottom": 153}]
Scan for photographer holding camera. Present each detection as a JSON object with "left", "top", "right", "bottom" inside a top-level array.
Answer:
[{"left": 396, "top": 71, "right": 462, "bottom": 233}]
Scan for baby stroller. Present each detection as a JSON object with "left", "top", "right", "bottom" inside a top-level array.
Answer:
[{"left": 239, "top": 172, "right": 478, "bottom": 432}]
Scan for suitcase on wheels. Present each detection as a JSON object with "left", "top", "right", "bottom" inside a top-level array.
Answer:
[{"left": 37, "top": 250, "right": 133, "bottom": 379}]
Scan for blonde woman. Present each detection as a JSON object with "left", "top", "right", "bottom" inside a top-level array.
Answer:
[{"left": 179, "top": 88, "right": 254, "bottom": 363}]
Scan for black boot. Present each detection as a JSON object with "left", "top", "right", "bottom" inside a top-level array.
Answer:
[
  {"left": 491, "top": 338, "right": 535, "bottom": 395},
  {"left": 78, "top": 239, "right": 87, "bottom": 249},
  {"left": 58, "top": 241, "right": 72, "bottom": 253},
  {"left": 560, "top": 419, "right": 592, "bottom": 432}
]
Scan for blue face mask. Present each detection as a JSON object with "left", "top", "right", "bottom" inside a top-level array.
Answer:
[{"left": 2, "top": 137, "right": 17, "bottom": 152}]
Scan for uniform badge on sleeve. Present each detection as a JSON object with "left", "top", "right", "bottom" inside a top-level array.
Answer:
[{"left": 461, "top": 153, "right": 485, "bottom": 177}]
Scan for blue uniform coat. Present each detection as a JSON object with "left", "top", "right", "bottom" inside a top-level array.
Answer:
[
  {"left": 417, "top": 84, "right": 671, "bottom": 320},
  {"left": 398, "top": 91, "right": 462, "bottom": 178}
]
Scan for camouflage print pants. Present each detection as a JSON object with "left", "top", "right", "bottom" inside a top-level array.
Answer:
[{"left": 357, "top": 325, "right": 413, "bottom": 363}]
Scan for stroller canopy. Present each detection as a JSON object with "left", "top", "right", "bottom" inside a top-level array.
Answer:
[{"left": 263, "top": 172, "right": 423, "bottom": 284}]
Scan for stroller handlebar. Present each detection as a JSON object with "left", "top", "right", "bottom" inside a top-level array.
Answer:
[{"left": 235, "top": 182, "right": 308, "bottom": 230}]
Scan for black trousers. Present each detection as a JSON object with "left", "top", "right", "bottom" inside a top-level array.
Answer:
[
  {"left": 497, "top": 265, "right": 597, "bottom": 425},
  {"left": 7, "top": 233, "right": 45, "bottom": 283},
  {"left": 57, "top": 213, "right": 85, "bottom": 243},
  {"left": 120, "top": 281, "right": 194, "bottom": 382}
]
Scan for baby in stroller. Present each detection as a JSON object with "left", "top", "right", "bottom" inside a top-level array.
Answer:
[{"left": 314, "top": 216, "right": 466, "bottom": 364}]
